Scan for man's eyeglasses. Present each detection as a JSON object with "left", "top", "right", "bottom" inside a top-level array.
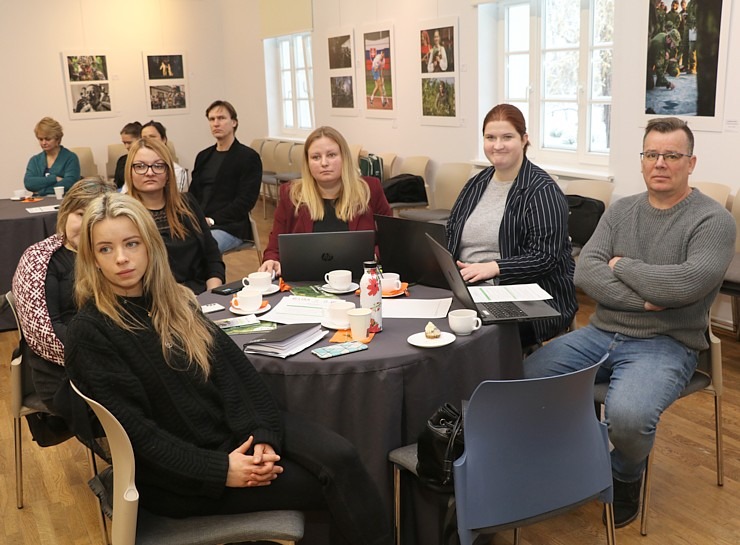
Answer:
[
  {"left": 132, "top": 162, "right": 168, "bottom": 175},
  {"left": 640, "top": 151, "right": 692, "bottom": 163}
]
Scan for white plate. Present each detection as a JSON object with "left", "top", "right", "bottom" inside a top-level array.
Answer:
[
  {"left": 407, "top": 331, "right": 456, "bottom": 348},
  {"left": 321, "top": 319, "right": 350, "bottom": 330},
  {"left": 321, "top": 282, "right": 359, "bottom": 295},
  {"left": 10, "top": 197, "right": 22, "bottom": 201},
  {"left": 229, "top": 303, "right": 271, "bottom": 316}
]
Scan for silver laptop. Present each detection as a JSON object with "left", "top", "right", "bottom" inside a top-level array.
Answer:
[
  {"left": 278, "top": 231, "right": 375, "bottom": 281},
  {"left": 425, "top": 234, "right": 561, "bottom": 324}
]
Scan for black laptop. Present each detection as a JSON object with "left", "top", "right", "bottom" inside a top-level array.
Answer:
[
  {"left": 278, "top": 230, "right": 375, "bottom": 281},
  {"left": 374, "top": 215, "right": 448, "bottom": 288},
  {"left": 425, "top": 234, "right": 561, "bottom": 324}
]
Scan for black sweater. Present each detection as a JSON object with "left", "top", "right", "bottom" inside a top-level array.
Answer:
[{"left": 65, "top": 298, "right": 283, "bottom": 509}]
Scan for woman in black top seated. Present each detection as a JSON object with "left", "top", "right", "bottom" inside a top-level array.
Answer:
[
  {"left": 125, "top": 137, "right": 224, "bottom": 293},
  {"left": 114, "top": 121, "right": 141, "bottom": 190},
  {"left": 65, "top": 193, "right": 392, "bottom": 545}
]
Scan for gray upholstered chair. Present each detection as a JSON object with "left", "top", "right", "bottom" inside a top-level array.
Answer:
[
  {"left": 71, "top": 381, "right": 304, "bottom": 545},
  {"left": 399, "top": 162, "right": 472, "bottom": 223},
  {"left": 222, "top": 213, "right": 263, "bottom": 264}
]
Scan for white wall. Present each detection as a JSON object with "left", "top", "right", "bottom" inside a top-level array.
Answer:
[
  {"left": 1, "top": 0, "right": 739, "bottom": 202},
  {"left": 0, "top": 0, "right": 268, "bottom": 198}
]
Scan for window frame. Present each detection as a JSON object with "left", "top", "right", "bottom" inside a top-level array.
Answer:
[
  {"left": 267, "top": 32, "right": 315, "bottom": 137},
  {"left": 494, "top": 0, "right": 613, "bottom": 169}
]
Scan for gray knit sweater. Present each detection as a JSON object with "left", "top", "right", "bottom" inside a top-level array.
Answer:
[{"left": 575, "top": 188, "right": 735, "bottom": 351}]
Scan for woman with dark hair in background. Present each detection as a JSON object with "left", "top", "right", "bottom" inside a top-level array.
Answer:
[
  {"left": 141, "top": 120, "right": 189, "bottom": 192},
  {"left": 114, "top": 121, "right": 142, "bottom": 190}
]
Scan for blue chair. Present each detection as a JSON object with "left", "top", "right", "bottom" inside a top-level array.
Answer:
[{"left": 453, "top": 360, "right": 615, "bottom": 545}]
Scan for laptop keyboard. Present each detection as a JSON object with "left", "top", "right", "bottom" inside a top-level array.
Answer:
[{"left": 480, "top": 301, "right": 528, "bottom": 319}]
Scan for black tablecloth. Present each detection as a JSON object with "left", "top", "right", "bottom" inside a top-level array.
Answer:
[
  {"left": 0, "top": 197, "right": 58, "bottom": 330},
  {"left": 199, "top": 284, "right": 523, "bottom": 544}
]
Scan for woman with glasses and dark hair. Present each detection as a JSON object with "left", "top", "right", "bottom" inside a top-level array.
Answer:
[
  {"left": 12, "top": 177, "right": 115, "bottom": 442},
  {"left": 141, "top": 120, "right": 189, "bottom": 192},
  {"left": 125, "top": 138, "right": 224, "bottom": 294}
]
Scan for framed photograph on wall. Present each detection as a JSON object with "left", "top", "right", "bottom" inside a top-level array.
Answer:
[
  {"left": 62, "top": 53, "right": 115, "bottom": 119},
  {"left": 361, "top": 24, "right": 395, "bottom": 119},
  {"left": 328, "top": 29, "right": 358, "bottom": 116},
  {"left": 143, "top": 53, "right": 189, "bottom": 114},
  {"left": 644, "top": 0, "right": 731, "bottom": 131},
  {"left": 420, "top": 17, "right": 460, "bottom": 126}
]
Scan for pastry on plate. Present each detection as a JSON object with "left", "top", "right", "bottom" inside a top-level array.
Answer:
[{"left": 424, "top": 321, "right": 441, "bottom": 339}]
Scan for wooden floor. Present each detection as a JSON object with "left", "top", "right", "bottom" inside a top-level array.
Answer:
[{"left": 3, "top": 201, "right": 740, "bottom": 544}]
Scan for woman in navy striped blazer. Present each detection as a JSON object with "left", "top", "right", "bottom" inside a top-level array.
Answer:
[{"left": 446, "top": 104, "right": 577, "bottom": 347}]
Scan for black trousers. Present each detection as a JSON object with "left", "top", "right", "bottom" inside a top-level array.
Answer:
[{"left": 141, "top": 412, "right": 393, "bottom": 545}]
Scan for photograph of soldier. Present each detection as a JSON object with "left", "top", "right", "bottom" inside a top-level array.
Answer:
[
  {"left": 71, "top": 83, "right": 111, "bottom": 113},
  {"left": 421, "top": 77, "right": 455, "bottom": 117},
  {"left": 148, "top": 85, "right": 187, "bottom": 110},
  {"left": 645, "top": 0, "right": 724, "bottom": 117}
]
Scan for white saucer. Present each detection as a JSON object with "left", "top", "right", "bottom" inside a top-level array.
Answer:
[
  {"left": 407, "top": 331, "right": 456, "bottom": 348},
  {"left": 382, "top": 290, "right": 406, "bottom": 298},
  {"left": 321, "top": 319, "right": 350, "bottom": 330},
  {"left": 321, "top": 282, "right": 359, "bottom": 295},
  {"left": 10, "top": 197, "right": 22, "bottom": 201},
  {"left": 229, "top": 303, "right": 271, "bottom": 316},
  {"left": 259, "top": 284, "right": 280, "bottom": 295}
]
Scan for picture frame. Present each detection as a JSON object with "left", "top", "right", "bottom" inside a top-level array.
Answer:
[
  {"left": 143, "top": 53, "right": 189, "bottom": 115},
  {"left": 62, "top": 53, "right": 116, "bottom": 120},
  {"left": 361, "top": 24, "right": 395, "bottom": 119},
  {"left": 420, "top": 17, "right": 460, "bottom": 126},
  {"left": 327, "top": 29, "right": 358, "bottom": 117},
  {"left": 644, "top": 0, "right": 731, "bottom": 132}
]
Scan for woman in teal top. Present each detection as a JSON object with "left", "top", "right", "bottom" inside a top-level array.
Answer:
[{"left": 24, "top": 117, "right": 81, "bottom": 196}]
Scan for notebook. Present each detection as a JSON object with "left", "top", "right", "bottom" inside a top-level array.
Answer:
[
  {"left": 374, "top": 215, "right": 448, "bottom": 288},
  {"left": 278, "top": 230, "right": 376, "bottom": 281},
  {"left": 425, "top": 234, "right": 561, "bottom": 324}
]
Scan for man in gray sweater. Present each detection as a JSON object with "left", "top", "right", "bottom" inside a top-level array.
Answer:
[{"left": 524, "top": 117, "right": 736, "bottom": 528}]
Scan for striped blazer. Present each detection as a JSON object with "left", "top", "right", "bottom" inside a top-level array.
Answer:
[{"left": 446, "top": 157, "right": 577, "bottom": 343}]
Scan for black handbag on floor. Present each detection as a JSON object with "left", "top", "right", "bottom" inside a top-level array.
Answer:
[{"left": 416, "top": 402, "right": 464, "bottom": 492}]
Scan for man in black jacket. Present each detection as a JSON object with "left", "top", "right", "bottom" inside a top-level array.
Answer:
[{"left": 190, "top": 100, "right": 262, "bottom": 252}]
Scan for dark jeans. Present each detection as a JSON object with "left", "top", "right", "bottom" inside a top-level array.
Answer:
[{"left": 141, "top": 412, "right": 393, "bottom": 545}]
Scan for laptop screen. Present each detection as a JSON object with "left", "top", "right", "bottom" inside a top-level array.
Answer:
[{"left": 278, "top": 230, "right": 375, "bottom": 281}]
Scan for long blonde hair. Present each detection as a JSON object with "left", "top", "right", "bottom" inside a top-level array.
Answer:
[
  {"left": 290, "top": 126, "right": 370, "bottom": 222},
  {"left": 125, "top": 138, "right": 201, "bottom": 240},
  {"left": 75, "top": 193, "right": 215, "bottom": 377}
]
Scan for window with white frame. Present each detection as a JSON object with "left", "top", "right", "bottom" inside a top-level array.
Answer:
[
  {"left": 493, "top": 0, "right": 613, "bottom": 166},
  {"left": 267, "top": 33, "right": 314, "bottom": 135}
]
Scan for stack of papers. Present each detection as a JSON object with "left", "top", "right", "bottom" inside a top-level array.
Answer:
[{"left": 243, "top": 323, "right": 327, "bottom": 358}]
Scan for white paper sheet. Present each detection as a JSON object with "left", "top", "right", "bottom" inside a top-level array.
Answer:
[
  {"left": 258, "top": 295, "right": 337, "bottom": 324},
  {"left": 381, "top": 298, "right": 452, "bottom": 319},
  {"left": 468, "top": 284, "right": 552, "bottom": 303}
]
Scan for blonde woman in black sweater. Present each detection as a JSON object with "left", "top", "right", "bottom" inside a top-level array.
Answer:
[{"left": 65, "top": 193, "right": 392, "bottom": 545}]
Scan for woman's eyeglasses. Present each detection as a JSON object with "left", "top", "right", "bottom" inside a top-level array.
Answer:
[{"left": 132, "top": 162, "right": 168, "bottom": 175}]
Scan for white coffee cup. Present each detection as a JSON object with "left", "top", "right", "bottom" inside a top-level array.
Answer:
[
  {"left": 325, "top": 269, "right": 352, "bottom": 291},
  {"left": 448, "top": 309, "right": 482, "bottom": 336},
  {"left": 324, "top": 300, "right": 356, "bottom": 328},
  {"left": 381, "top": 272, "right": 402, "bottom": 294},
  {"left": 53, "top": 186, "right": 65, "bottom": 200},
  {"left": 347, "top": 308, "right": 372, "bottom": 341},
  {"left": 13, "top": 189, "right": 26, "bottom": 199},
  {"left": 242, "top": 271, "right": 272, "bottom": 292},
  {"left": 231, "top": 287, "right": 262, "bottom": 313}
]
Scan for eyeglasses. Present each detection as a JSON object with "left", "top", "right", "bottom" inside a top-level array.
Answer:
[
  {"left": 640, "top": 151, "right": 692, "bottom": 163},
  {"left": 132, "top": 162, "right": 168, "bottom": 175}
]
